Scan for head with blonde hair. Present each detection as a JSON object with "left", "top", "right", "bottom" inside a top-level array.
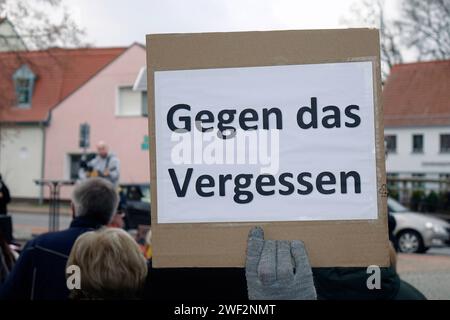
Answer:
[{"left": 67, "top": 228, "right": 148, "bottom": 299}]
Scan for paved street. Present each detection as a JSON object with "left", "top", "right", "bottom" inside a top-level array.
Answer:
[
  {"left": 10, "top": 211, "right": 71, "bottom": 240},
  {"left": 397, "top": 250, "right": 450, "bottom": 300},
  {"left": 427, "top": 247, "right": 450, "bottom": 255}
]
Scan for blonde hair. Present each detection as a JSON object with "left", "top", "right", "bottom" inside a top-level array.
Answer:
[{"left": 67, "top": 228, "right": 148, "bottom": 299}]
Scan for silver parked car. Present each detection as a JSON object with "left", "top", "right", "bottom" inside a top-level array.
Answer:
[{"left": 388, "top": 197, "right": 450, "bottom": 254}]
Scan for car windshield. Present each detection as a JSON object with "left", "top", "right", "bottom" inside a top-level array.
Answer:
[
  {"left": 388, "top": 197, "right": 408, "bottom": 213},
  {"left": 122, "top": 185, "right": 151, "bottom": 203}
]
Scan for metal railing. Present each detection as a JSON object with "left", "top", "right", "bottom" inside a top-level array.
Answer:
[{"left": 387, "top": 177, "right": 450, "bottom": 213}]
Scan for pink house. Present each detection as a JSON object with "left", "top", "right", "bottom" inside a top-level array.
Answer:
[{"left": 44, "top": 43, "right": 149, "bottom": 198}]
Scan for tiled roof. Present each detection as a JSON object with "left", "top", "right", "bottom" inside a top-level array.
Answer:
[
  {"left": 383, "top": 60, "right": 450, "bottom": 127},
  {"left": 0, "top": 47, "right": 126, "bottom": 123}
]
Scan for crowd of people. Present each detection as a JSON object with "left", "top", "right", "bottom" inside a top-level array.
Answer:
[{"left": 0, "top": 141, "right": 427, "bottom": 300}]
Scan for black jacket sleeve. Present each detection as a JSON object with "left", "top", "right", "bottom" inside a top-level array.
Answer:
[
  {"left": 0, "top": 241, "right": 34, "bottom": 299},
  {"left": 2, "top": 185, "right": 11, "bottom": 204}
]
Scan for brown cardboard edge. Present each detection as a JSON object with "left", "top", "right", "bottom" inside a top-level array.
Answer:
[
  {"left": 147, "top": 39, "right": 158, "bottom": 230},
  {"left": 146, "top": 29, "right": 391, "bottom": 268}
]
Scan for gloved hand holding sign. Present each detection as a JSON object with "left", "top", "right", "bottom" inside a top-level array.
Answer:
[{"left": 245, "top": 226, "right": 317, "bottom": 300}]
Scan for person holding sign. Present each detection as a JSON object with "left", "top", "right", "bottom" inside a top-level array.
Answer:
[
  {"left": 245, "top": 225, "right": 425, "bottom": 300},
  {"left": 144, "top": 29, "right": 428, "bottom": 301},
  {"left": 145, "top": 225, "right": 425, "bottom": 300},
  {"left": 245, "top": 226, "right": 316, "bottom": 300}
]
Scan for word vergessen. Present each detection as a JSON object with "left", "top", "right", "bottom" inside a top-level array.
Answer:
[
  {"left": 170, "top": 169, "right": 361, "bottom": 204},
  {"left": 165, "top": 97, "right": 364, "bottom": 204}
]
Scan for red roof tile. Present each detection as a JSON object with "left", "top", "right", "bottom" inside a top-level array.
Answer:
[
  {"left": 383, "top": 60, "right": 450, "bottom": 127},
  {"left": 0, "top": 47, "right": 126, "bottom": 123}
]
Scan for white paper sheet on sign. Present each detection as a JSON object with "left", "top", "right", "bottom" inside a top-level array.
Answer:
[{"left": 154, "top": 61, "right": 378, "bottom": 223}]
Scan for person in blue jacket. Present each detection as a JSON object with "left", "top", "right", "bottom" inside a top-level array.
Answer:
[{"left": 0, "top": 178, "right": 118, "bottom": 300}]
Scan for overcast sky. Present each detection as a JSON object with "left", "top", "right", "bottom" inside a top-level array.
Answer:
[{"left": 67, "top": 0, "right": 390, "bottom": 47}]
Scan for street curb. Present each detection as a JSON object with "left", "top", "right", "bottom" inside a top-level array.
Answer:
[{"left": 9, "top": 207, "right": 72, "bottom": 216}]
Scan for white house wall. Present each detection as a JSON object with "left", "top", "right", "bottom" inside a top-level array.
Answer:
[
  {"left": 0, "top": 21, "right": 26, "bottom": 52},
  {"left": 0, "top": 125, "right": 43, "bottom": 198},
  {"left": 385, "top": 126, "right": 450, "bottom": 178}
]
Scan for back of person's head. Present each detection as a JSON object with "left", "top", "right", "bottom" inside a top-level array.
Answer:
[
  {"left": 67, "top": 228, "right": 148, "bottom": 299},
  {"left": 72, "top": 178, "right": 118, "bottom": 225}
]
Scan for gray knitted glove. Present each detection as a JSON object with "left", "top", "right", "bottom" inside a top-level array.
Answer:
[{"left": 245, "top": 226, "right": 317, "bottom": 300}]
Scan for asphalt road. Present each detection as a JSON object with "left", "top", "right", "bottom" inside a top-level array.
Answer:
[
  {"left": 427, "top": 247, "right": 450, "bottom": 255},
  {"left": 10, "top": 211, "right": 71, "bottom": 239},
  {"left": 397, "top": 252, "right": 450, "bottom": 300},
  {"left": 8, "top": 212, "right": 450, "bottom": 300}
]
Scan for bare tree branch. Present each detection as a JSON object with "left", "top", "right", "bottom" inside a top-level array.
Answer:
[
  {"left": 398, "top": 0, "right": 450, "bottom": 60},
  {"left": 343, "top": 0, "right": 450, "bottom": 77},
  {"left": 0, "top": 0, "right": 88, "bottom": 50},
  {"left": 0, "top": 0, "right": 89, "bottom": 146}
]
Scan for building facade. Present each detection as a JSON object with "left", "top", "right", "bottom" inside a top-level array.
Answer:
[
  {"left": 0, "top": 47, "right": 126, "bottom": 200},
  {"left": 43, "top": 43, "right": 149, "bottom": 199},
  {"left": 383, "top": 60, "right": 450, "bottom": 191}
]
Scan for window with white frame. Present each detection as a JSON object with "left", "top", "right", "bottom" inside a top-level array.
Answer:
[
  {"left": 440, "top": 134, "right": 450, "bottom": 153},
  {"left": 385, "top": 135, "right": 397, "bottom": 153},
  {"left": 141, "top": 91, "right": 148, "bottom": 116},
  {"left": 412, "top": 134, "right": 423, "bottom": 153},
  {"left": 117, "top": 86, "right": 147, "bottom": 117},
  {"left": 13, "top": 65, "right": 36, "bottom": 108}
]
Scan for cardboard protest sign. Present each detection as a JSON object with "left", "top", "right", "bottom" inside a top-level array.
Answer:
[{"left": 146, "top": 29, "right": 390, "bottom": 268}]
